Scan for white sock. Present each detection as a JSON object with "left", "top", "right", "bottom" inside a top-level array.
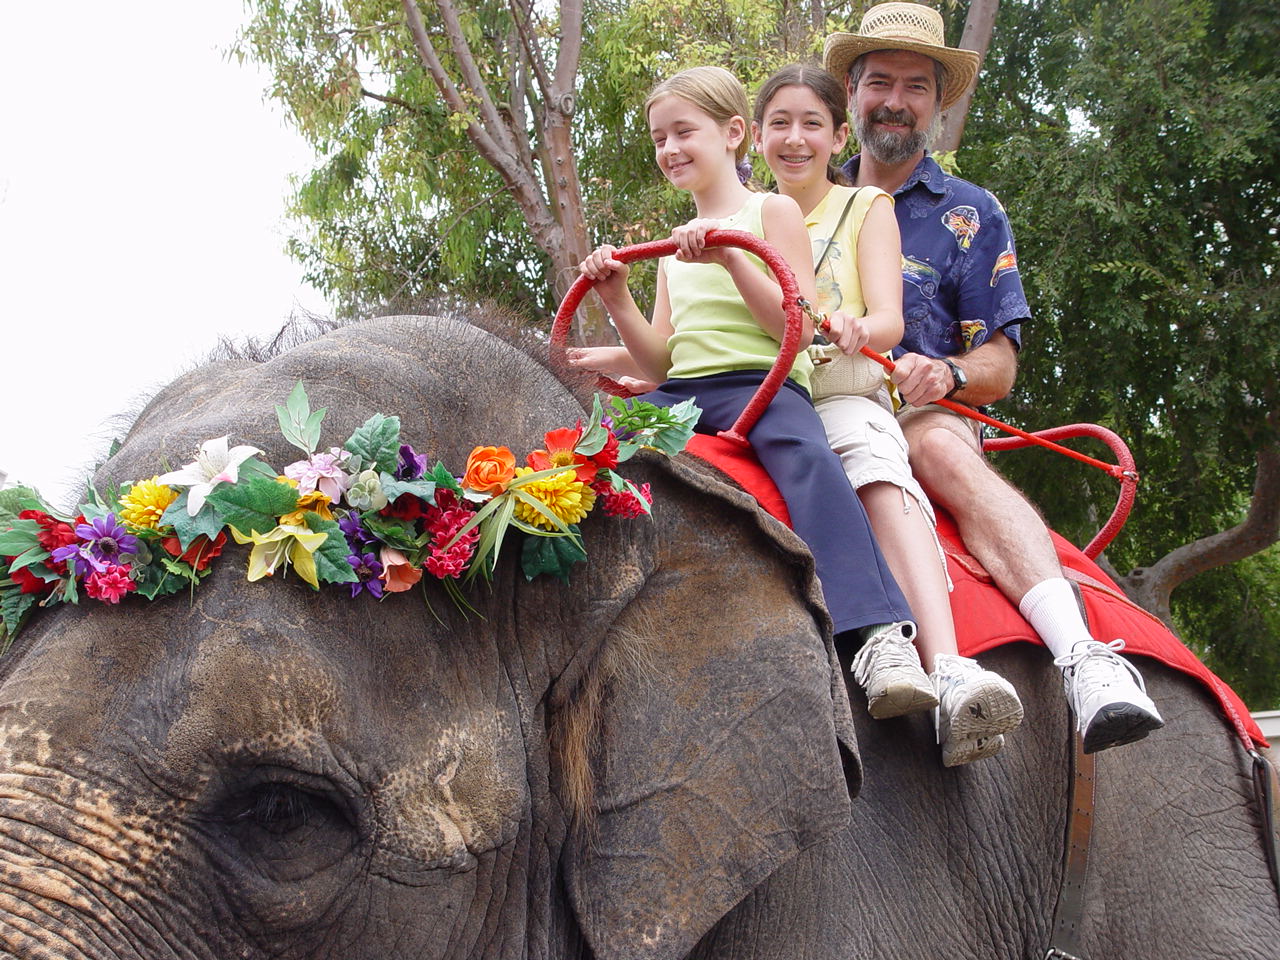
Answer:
[{"left": 1018, "top": 578, "right": 1093, "bottom": 659}]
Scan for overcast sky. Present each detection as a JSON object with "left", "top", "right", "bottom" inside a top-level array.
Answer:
[{"left": 2, "top": 2, "right": 328, "bottom": 505}]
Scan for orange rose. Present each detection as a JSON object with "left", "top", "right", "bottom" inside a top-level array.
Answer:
[{"left": 463, "top": 445, "right": 516, "bottom": 494}]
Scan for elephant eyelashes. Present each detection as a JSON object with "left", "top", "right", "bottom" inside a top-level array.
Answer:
[{"left": 216, "top": 778, "right": 358, "bottom": 856}]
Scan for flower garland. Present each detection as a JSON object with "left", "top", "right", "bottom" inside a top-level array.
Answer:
[{"left": 0, "top": 384, "right": 700, "bottom": 647}]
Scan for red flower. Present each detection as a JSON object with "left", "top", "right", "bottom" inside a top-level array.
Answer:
[
  {"left": 588, "top": 429, "right": 621, "bottom": 470},
  {"left": 20, "top": 509, "right": 79, "bottom": 575},
  {"left": 527, "top": 426, "right": 597, "bottom": 484},
  {"left": 593, "top": 480, "right": 653, "bottom": 519},
  {"left": 8, "top": 562, "right": 52, "bottom": 595},
  {"left": 380, "top": 492, "right": 428, "bottom": 521},
  {"left": 424, "top": 497, "right": 478, "bottom": 580},
  {"left": 160, "top": 531, "right": 228, "bottom": 571}
]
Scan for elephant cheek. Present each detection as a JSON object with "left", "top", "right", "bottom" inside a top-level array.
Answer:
[
  {"left": 0, "top": 760, "right": 198, "bottom": 960},
  {"left": 372, "top": 717, "right": 528, "bottom": 884}
]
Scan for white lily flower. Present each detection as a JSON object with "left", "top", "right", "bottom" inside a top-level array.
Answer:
[{"left": 157, "top": 435, "right": 263, "bottom": 515}]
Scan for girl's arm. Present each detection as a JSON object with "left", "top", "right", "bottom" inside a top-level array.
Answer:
[
  {"left": 834, "top": 193, "right": 904, "bottom": 354},
  {"left": 671, "top": 195, "right": 818, "bottom": 348},
  {"left": 578, "top": 246, "right": 674, "bottom": 383}
]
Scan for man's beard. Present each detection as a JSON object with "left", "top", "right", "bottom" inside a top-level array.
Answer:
[{"left": 855, "top": 105, "right": 943, "bottom": 165}]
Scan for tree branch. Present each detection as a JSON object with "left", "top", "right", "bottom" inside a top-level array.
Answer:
[
  {"left": 936, "top": 0, "right": 1000, "bottom": 153},
  {"left": 360, "top": 87, "right": 422, "bottom": 114},
  {"left": 508, "top": 0, "right": 554, "bottom": 101},
  {"left": 1121, "top": 411, "right": 1280, "bottom": 623}
]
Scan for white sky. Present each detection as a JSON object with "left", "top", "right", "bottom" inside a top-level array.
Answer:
[{"left": 1, "top": 2, "right": 329, "bottom": 505}]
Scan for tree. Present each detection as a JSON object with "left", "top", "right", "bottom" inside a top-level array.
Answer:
[{"left": 958, "top": 0, "right": 1280, "bottom": 702}]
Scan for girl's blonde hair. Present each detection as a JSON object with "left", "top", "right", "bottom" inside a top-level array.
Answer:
[{"left": 644, "top": 66, "right": 751, "bottom": 165}]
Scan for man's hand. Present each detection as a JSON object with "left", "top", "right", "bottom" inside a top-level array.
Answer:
[
  {"left": 891, "top": 333, "right": 1020, "bottom": 407},
  {"left": 891, "top": 353, "right": 958, "bottom": 406}
]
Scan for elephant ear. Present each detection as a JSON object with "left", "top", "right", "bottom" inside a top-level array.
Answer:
[{"left": 562, "top": 457, "right": 860, "bottom": 960}]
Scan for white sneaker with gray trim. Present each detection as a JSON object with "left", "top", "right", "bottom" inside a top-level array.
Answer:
[
  {"left": 850, "top": 621, "right": 938, "bottom": 719},
  {"left": 1055, "top": 639, "right": 1164, "bottom": 753},
  {"left": 931, "top": 654, "right": 1024, "bottom": 767}
]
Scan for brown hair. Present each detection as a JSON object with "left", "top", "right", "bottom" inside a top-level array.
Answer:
[
  {"left": 644, "top": 65, "right": 752, "bottom": 166},
  {"left": 753, "top": 63, "right": 853, "bottom": 186}
]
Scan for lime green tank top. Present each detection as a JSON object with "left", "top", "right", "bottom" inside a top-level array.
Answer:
[{"left": 664, "top": 192, "right": 813, "bottom": 391}]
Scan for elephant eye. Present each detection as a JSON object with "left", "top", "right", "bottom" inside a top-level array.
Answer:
[{"left": 232, "top": 783, "right": 328, "bottom": 835}]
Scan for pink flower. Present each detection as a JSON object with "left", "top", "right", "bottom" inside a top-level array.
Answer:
[
  {"left": 379, "top": 547, "right": 423, "bottom": 593},
  {"left": 284, "top": 449, "right": 351, "bottom": 502},
  {"left": 85, "top": 565, "right": 137, "bottom": 604},
  {"left": 423, "top": 499, "right": 478, "bottom": 580}
]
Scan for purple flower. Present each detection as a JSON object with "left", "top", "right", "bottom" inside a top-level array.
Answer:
[
  {"left": 51, "top": 543, "right": 92, "bottom": 578},
  {"left": 397, "top": 443, "right": 428, "bottom": 481},
  {"left": 346, "top": 551, "right": 385, "bottom": 598},
  {"left": 59, "top": 514, "right": 139, "bottom": 575},
  {"left": 338, "top": 513, "right": 374, "bottom": 550}
]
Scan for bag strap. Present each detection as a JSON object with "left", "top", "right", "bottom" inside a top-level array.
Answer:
[{"left": 813, "top": 188, "right": 862, "bottom": 275}]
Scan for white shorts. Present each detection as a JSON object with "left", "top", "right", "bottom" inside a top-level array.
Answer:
[{"left": 815, "top": 389, "right": 951, "bottom": 588}]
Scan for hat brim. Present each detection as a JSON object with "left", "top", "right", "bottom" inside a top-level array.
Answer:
[{"left": 823, "top": 33, "right": 980, "bottom": 111}]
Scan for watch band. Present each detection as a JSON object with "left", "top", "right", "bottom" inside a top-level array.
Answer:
[{"left": 943, "top": 357, "right": 967, "bottom": 398}]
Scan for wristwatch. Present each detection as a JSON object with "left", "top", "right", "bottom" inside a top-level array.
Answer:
[{"left": 942, "top": 357, "right": 967, "bottom": 398}]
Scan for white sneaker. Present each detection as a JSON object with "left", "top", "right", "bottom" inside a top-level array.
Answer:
[
  {"left": 850, "top": 622, "right": 938, "bottom": 719},
  {"left": 1055, "top": 639, "right": 1164, "bottom": 753},
  {"left": 931, "top": 654, "right": 1024, "bottom": 767}
]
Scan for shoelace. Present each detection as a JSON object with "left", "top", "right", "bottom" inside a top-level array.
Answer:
[
  {"left": 851, "top": 629, "right": 918, "bottom": 685},
  {"left": 1052, "top": 638, "right": 1149, "bottom": 693}
]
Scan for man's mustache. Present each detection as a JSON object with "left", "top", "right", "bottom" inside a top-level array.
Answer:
[{"left": 868, "top": 106, "right": 917, "bottom": 128}]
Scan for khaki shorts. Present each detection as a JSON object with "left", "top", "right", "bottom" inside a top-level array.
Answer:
[
  {"left": 814, "top": 389, "right": 951, "bottom": 588},
  {"left": 896, "top": 400, "right": 983, "bottom": 445}
]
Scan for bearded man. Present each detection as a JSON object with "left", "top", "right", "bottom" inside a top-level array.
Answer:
[{"left": 825, "top": 1, "right": 1163, "bottom": 753}]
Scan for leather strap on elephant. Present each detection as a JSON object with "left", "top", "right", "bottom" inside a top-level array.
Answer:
[
  {"left": 1249, "top": 747, "right": 1280, "bottom": 909},
  {"left": 551, "top": 229, "right": 807, "bottom": 446}
]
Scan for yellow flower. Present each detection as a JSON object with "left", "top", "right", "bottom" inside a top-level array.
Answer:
[
  {"left": 512, "top": 468, "right": 596, "bottom": 530},
  {"left": 279, "top": 489, "right": 334, "bottom": 526},
  {"left": 229, "top": 523, "right": 327, "bottom": 589},
  {"left": 119, "top": 477, "right": 178, "bottom": 530}
]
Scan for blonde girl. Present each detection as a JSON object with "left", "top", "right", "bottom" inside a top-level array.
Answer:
[
  {"left": 575, "top": 66, "right": 915, "bottom": 649},
  {"left": 752, "top": 63, "right": 1022, "bottom": 765}
]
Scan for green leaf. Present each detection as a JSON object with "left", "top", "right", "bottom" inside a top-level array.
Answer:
[
  {"left": 161, "top": 492, "right": 227, "bottom": 551},
  {"left": 520, "top": 527, "right": 587, "bottom": 582},
  {"left": 135, "top": 560, "right": 192, "bottom": 600},
  {"left": 1, "top": 588, "right": 37, "bottom": 651},
  {"left": 303, "top": 514, "right": 359, "bottom": 584},
  {"left": 379, "top": 474, "right": 437, "bottom": 503},
  {"left": 575, "top": 395, "right": 612, "bottom": 456},
  {"left": 276, "top": 381, "right": 327, "bottom": 455},
  {"left": 360, "top": 513, "right": 420, "bottom": 552},
  {"left": 344, "top": 414, "right": 402, "bottom": 475},
  {"left": 0, "top": 487, "right": 46, "bottom": 527},
  {"left": 0, "top": 520, "right": 41, "bottom": 555},
  {"left": 7, "top": 545, "right": 52, "bottom": 575},
  {"left": 608, "top": 396, "right": 700, "bottom": 461},
  {"left": 426, "top": 462, "right": 462, "bottom": 496},
  {"left": 206, "top": 478, "right": 300, "bottom": 536},
  {"left": 239, "top": 458, "right": 279, "bottom": 481}
]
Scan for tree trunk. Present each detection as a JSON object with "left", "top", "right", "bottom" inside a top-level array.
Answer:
[{"left": 935, "top": 0, "right": 1000, "bottom": 154}]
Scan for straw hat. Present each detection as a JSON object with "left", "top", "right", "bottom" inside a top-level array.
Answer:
[{"left": 823, "top": 2, "right": 980, "bottom": 110}]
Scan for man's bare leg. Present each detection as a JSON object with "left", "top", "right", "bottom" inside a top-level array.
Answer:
[{"left": 900, "top": 407, "right": 1163, "bottom": 753}]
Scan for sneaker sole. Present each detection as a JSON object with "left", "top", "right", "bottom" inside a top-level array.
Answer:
[
  {"left": 867, "top": 682, "right": 939, "bottom": 719},
  {"left": 941, "top": 680, "right": 1024, "bottom": 742},
  {"left": 1082, "top": 702, "right": 1165, "bottom": 754},
  {"left": 942, "top": 733, "right": 1006, "bottom": 767}
]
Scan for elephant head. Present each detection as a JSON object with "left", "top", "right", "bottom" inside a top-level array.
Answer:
[{"left": 0, "top": 315, "right": 860, "bottom": 960}]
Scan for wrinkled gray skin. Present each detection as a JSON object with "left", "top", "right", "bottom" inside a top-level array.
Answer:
[{"left": 0, "top": 316, "right": 1276, "bottom": 960}]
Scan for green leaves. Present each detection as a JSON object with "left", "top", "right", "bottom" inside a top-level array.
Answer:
[
  {"left": 303, "top": 514, "right": 359, "bottom": 585},
  {"left": 161, "top": 493, "right": 226, "bottom": 551},
  {"left": 206, "top": 478, "right": 300, "bottom": 537},
  {"left": 0, "top": 589, "right": 37, "bottom": 653},
  {"left": 276, "top": 381, "right": 327, "bottom": 456},
  {"left": 607, "top": 396, "right": 700, "bottom": 461},
  {"left": 520, "top": 526, "right": 587, "bottom": 582},
  {"left": 344, "top": 414, "right": 402, "bottom": 475},
  {"left": 0, "top": 520, "right": 41, "bottom": 556}
]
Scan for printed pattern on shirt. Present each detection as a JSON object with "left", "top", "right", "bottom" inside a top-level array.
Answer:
[{"left": 942, "top": 205, "right": 980, "bottom": 250}]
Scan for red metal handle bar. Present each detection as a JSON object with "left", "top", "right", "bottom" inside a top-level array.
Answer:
[
  {"left": 854, "top": 344, "right": 1137, "bottom": 558},
  {"left": 550, "top": 229, "right": 806, "bottom": 446}
]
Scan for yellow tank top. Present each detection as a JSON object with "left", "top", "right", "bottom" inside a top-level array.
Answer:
[{"left": 664, "top": 192, "right": 813, "bottom": 391}]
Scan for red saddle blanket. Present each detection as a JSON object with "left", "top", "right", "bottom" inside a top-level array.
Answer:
[{"left": 686, "top": 434, "right": 1268, "bottom": 749}]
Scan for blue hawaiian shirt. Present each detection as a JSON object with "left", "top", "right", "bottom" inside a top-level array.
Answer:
[{"left": 842, "top": 154, "right": 1029, "bottom": 360}]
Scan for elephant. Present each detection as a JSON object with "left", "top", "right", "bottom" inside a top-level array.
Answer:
[{"left": 0, "top": 313, "right": 1276, "bottom": 960}]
